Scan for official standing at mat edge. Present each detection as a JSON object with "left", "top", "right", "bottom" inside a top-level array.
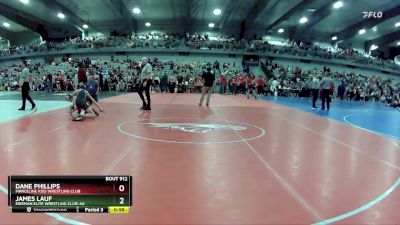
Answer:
[
  {"left": 138, "top": 57, "right": 153, "bottom": 110},
  {"left": 18, "top": 60, "right": 36, "bottom": 111},
  {"left": 199, "top": 65, "right": 215, "bottom": 107},
  {"left": 320, "top": 70, "right": 334, "bottom": 111},
  {"left": 311, "top": 74, "right": 320, "bottom": 109}
]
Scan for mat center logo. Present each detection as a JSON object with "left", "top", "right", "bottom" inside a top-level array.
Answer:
[
  {"left": 117, "top": 118, "right": 266, "bottom": 144},
  {"left": 142, "top": 123, "right": 247, "bottom": 133}
]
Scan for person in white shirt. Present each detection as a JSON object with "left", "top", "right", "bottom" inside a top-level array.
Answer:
[
  {"left": 74, "top": 70, "right": 78, "bottom": 90},
  {"left": 320, "top": 71, "right": 334, "bottom": 110},
  {"left": 138, "top": 57, "right": 153, "bottom": 110},
  {"left": 18, "top": 60, "right": 36, "bottom": 111},
  {"left": 153, "top": 75, "right": 160, "bottom": 92},
  {"left": 270, "top": 78, "right": 279, "bottom": 96},
  {"left": 311, "top": 74, "right": 320, "bottom": 109}
]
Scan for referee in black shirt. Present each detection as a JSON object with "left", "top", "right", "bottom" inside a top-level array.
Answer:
[
  {"left": 18, "top": 60, "right": 36, "bottom": 111},
  {"left": 320, "top": 71, "right": 334, "bottom": 110},
  {"left": 198, "top": 65, "right": 215, "bottom": 106}
]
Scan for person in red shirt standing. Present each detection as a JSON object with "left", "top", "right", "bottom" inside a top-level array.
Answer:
[
  {"left": 257, "top": 76, "right": 266, "bottom": 97},
  {"left": 231, "top": 75, "right": 238, "bottom": 95},
  {"left": 294, "top": 67, "right": 301, "bottom": 78},
  {"left": 246, "top": 75, "right": 257, "bottom": 100},
  {"left": 77, "top": 62, "right": 87, "bottom": 85},
  {"left": 219, "top": 73, "right": 227, "bottom": 94},
  {"left": 238, "top": 74, "right": 245, "bottom": 95},
  {"left": 330, "top": 82, "right": 335, "bottom": 98}
]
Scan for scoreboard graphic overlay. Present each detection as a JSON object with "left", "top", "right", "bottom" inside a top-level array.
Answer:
[{"left": 8, "top": 176, "right": 132, "bottom": 213}]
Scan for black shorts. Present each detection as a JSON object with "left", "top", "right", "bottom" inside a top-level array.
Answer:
[
  {"left": 76, "top": 90, "right": 89, "bottom": 110},
  {"left": 141, "top": 79, "right": 153, "bottom": 87},
  {"left": 76, "top": 102, "right": 89, "bottom": 111}
]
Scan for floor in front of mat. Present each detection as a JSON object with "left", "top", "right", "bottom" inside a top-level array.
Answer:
[{"left": 0, "top": 92, "right": 399, "bottom": 225}]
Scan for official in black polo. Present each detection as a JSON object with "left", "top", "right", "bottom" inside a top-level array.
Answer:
[
  {"left": 320, "top": 70, "right": 334, "bottom": 110},
  {"left": 18, "top": 60, "right": 36, "bottom": 111},
  {"left": 198, "top": 65, "right": 215, "bottom": 107}
]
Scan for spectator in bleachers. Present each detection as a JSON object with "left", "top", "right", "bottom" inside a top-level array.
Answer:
[
  {"left": 257, "top": 76, "right": 266, "bottom": 97},
  {"left": 176, "top": 74, "right": 184, "bottom": 93},
  {"left": 238, "top": 73, "right": 245, "bottom": 95},
  {"left": 168, "top": 74, "right": 177, "bottom": 93},
  {"left": 56, "top": 71, "right": 64, "bottom": 92},
  {"left": 0, "top": 73, "right": 4, "bottom": 91},
  {"left": 231, "top": 75, "right": 238, "bottom": 95},
  {"left": 117, "top": 78, "right": 126, "bottom": 92},
  {"left": 219, "top": 72, "right": 227, "bottom": 94},
  {"left": 153, "top": 75, "right": 160, "bottom": 92},
  {"left": 160, "top": 73, "right": 168, "bottom": 93},
  {"left": 46, "top": 73, "right": 53, "bottom": 93},
  {"left": 247, "top": 75, "right": 257, "bottom": 100},
  {"left": 338, "top": 81, "right": 346, "bottom": 100}
]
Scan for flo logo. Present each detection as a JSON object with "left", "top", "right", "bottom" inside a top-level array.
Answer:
[
  {"left": 363, "top": 11, "right": 383, "bottom": 18},
  {"left": 117, "top": 118, "right": 266, "bottom": 144},
  {"left": 144, "top": 123, "right": 247, "bottom": 133}
]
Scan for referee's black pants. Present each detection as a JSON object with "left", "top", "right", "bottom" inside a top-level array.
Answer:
[
  {"left": 321, "top": 89, "right": 331, "bottom": 110},
  {"left": 21, "top": 82, "right": 35, "bottom": 110},
  {"left": 312, "top": 89, "right": 319, "bottom": 108},
  {"left": 138, "top": 80, "right": 151, "bottom": 108}
]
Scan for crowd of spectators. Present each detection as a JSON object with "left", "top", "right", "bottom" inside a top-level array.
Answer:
[
  {"left": 247, "top": 39, "right": 399, "bottom": 70},
  {"left": 185, "top": 33, "right": 245, "bottom": 51},
  {"left": 1, "top": 33, "right": 182, "bottom": 56},
  {"left": 1, "top": 32, "right": 399, "bottom": 71},
  {"left": 0, "top": 56, "right": 232, "bottom": 95},
  {"left": 0, "top": 54, "right": 399, "bottom": 110},
  {"left": 259, "top": 60, "right": 400, "bottom": 109}
]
